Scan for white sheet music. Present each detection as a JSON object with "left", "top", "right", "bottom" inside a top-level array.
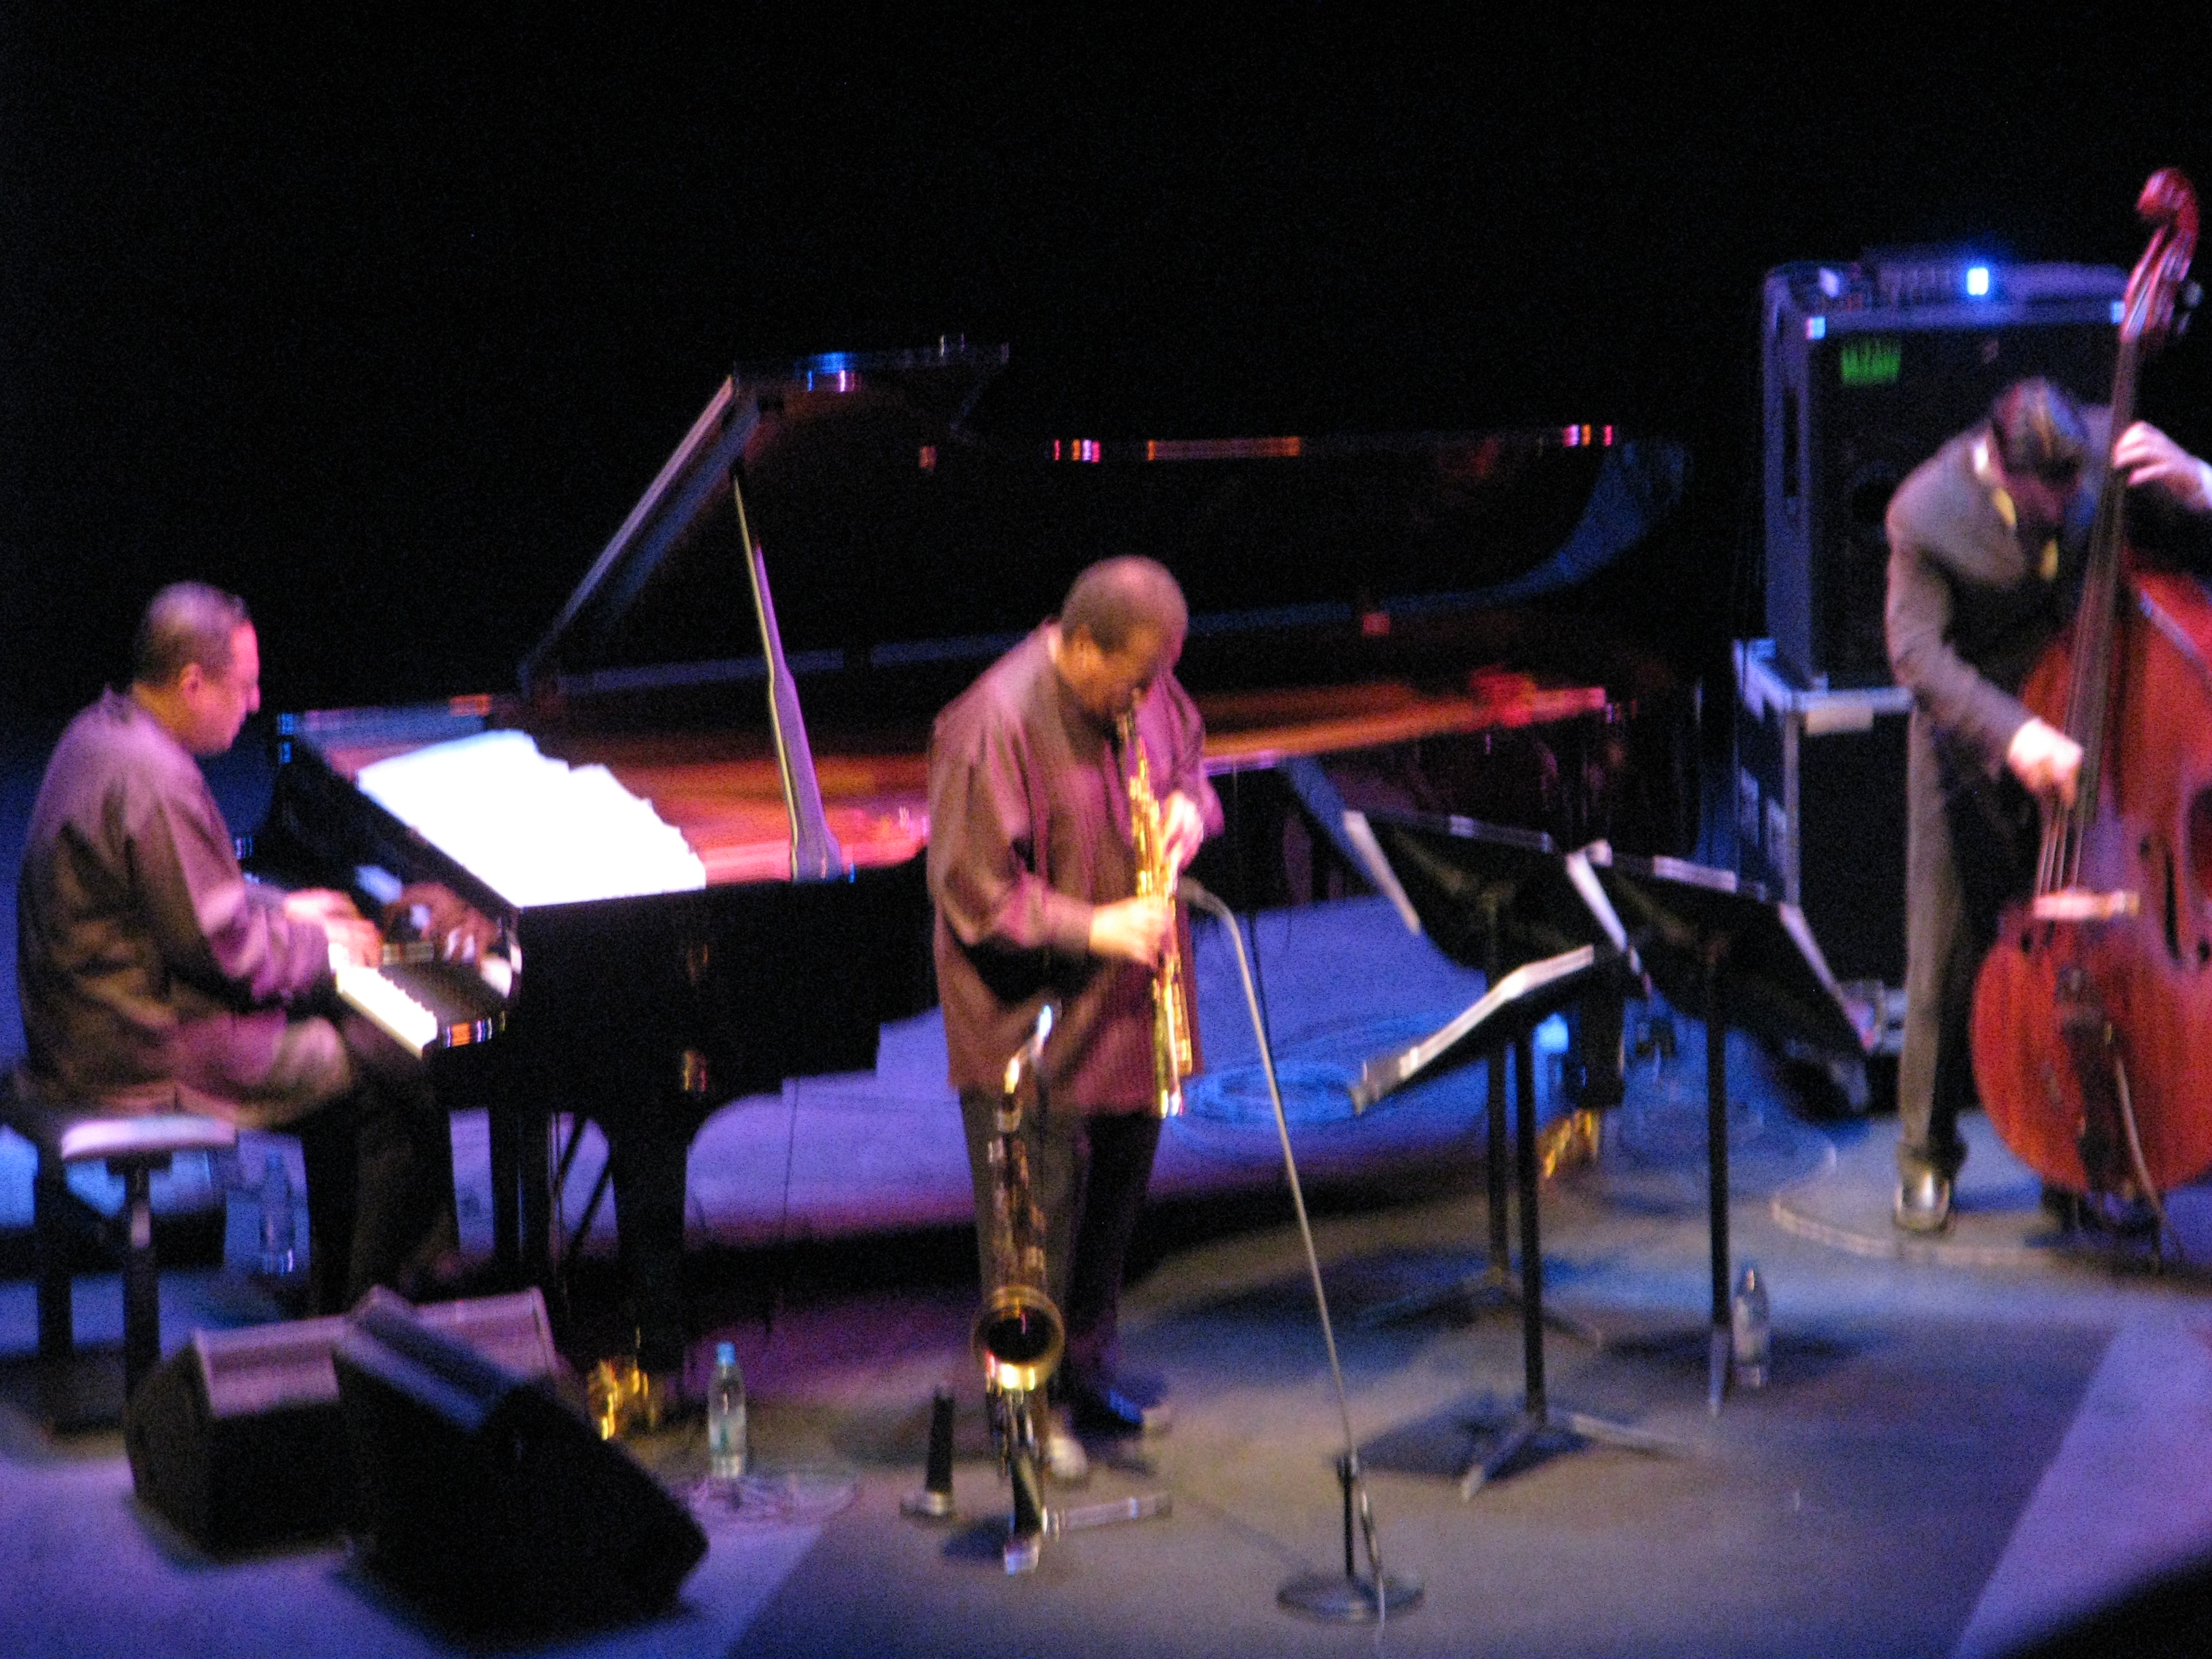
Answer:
[{"left": 355, "top": 729, "right": 708, "bottom": 907}]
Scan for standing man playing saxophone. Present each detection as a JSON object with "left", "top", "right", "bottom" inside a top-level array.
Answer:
[{"left": 928, "top": 556, "right": 1222, "bottom": 1481}]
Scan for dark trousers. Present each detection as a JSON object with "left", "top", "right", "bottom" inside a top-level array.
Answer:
[
  {"left": 296, "top": 1027, "right": 458, "bottom": 1315},
  {"left": 1898, "top": 714, "right": 2008, "bottom": 1183},
  {"left": 960, "top": 1088, "right": 1162, "bottom": 1391}
]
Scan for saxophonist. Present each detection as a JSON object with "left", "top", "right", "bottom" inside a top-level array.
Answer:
[{"left": 928, "top": 556, "right": 1221, "bottom": 1483}]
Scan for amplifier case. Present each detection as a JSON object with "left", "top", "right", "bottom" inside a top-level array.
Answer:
[
  {"left": 125, "top": 1287, "right": 561, "bottom": 1554},
  {"left": 1735, "top": 640, "right": 1908, "bottom": 1043},
  {"left": 1762, "top": 259, "right": 2123, "bottom": 689},
  {"left": 333, "top": 1301, "right": 706, "bottom": 1630}
]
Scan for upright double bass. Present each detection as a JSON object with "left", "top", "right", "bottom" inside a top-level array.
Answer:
[{"left": 1971, "top": 169, "right": 2212, "bottom": 1208}]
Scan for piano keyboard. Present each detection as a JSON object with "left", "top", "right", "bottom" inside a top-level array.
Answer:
[{"left": 332, "top": 946, "right": 512, "bottom": 1057}]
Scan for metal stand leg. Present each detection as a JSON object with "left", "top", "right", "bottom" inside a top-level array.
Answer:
[
  {"left": 1277, "top": 1454, "right": 1425, "bottom": 1621},
  {"left": 1359, "top": 1046, "right": 1606, "bottom": 1349},
  {"left": 33, "top": 1150, "right": 73, "bottom": 1362},
  {"left": 1705, "top": 954, "right": 1734, "bottom": 1416},
  {"left": 117, "top": 1160, "right": 162, "bottom": 1401},
  {"left": 992, "top": 1391, "right": 1169, "bottom": 1575},
  {"left": 1458, "top": 1038, "right": 1681, "bottom": 1497}
]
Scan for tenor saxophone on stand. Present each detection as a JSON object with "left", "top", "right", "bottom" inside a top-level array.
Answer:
[{"left": 1120, "top": 714, "right": 1196, "bottom": 1118}]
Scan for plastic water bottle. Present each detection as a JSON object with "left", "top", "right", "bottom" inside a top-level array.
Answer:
[
  {"left": 258, "top": 1152, "right": 295, "bottom": 1275},
  {"left": 708, "top": 1341, "right": 747, "bottom": 1482},
  {"left": 1731, "top": 1262, "right": 1771, "bottom": 1389}
]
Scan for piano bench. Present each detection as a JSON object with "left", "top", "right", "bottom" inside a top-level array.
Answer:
[{"left": 1, "top": 1076, "right": 238, "bottom": 1413}]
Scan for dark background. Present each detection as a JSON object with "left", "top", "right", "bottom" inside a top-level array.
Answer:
[{"left": 5, "top": 9, "right": 2210, "bottom": 724}]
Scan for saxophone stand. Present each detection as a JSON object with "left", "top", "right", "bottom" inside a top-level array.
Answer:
[
  {"left": 1580, "top": 846, "right": 1869, "bottom": 1414},
  {"left": 1179, "top": 879, "right": 1422, "bottom": 1623}
]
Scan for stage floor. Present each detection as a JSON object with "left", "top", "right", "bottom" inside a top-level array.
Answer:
[
  {"left": 8, "top": 728, "right": 2212, "bottom": 1656},
  {"left": 7, "top": 892, "right": 2212, "bottom": 1656}
]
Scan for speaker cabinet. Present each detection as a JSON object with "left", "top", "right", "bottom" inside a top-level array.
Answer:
[
  {"left": 125, "top": 1287, "right": 558, "bottom": 1554},
  {"left": 1763, "top": 258, "right": 2125, "bottom": 689},
  {"left": 333, "top": 1297, "right": 706, "bottom": 1630}
]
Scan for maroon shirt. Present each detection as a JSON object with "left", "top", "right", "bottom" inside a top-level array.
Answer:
[
  {"left": 928, "top": 627, "right": 1222, "bottom": 1111},
  {"left": 16, "top": 690, "right": 344, "bottom": 1120}
]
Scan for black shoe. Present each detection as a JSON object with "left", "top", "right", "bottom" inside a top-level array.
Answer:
[
  {"left": 1070, "top": 1380, "right": 1173, "bottom": 1438},
  {"left": 2082, "top": 1192, "right": 2160, "bottom": 1240},
  {"left": 2042, "top": 1183, "right": 2159, "bottom": 1239},
  {"left": 1894, "top": 1169, "right": 1953, "bottom": 1235}
]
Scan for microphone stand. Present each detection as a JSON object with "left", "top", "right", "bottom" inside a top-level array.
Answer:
[{"left": 1179, "top": 877, "right": 1422, "bottom": 1625}]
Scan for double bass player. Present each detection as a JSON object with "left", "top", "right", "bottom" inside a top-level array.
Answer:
[{"left": 1885, "top": 376, "right": 2212, "bottom": 1232}]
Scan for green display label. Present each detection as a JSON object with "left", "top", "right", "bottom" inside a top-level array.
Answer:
[{"left": 1840, "top": 336, "right": 1903, "bottom": 387}]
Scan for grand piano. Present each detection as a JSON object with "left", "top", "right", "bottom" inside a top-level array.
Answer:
[{"left": 255, "top": 340, "right": 1698, "bottom": 1371}]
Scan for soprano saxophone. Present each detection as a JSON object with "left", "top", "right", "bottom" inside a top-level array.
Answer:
[{"left": 1120, "top": 714, "right": 1195, "bottom": 1119}]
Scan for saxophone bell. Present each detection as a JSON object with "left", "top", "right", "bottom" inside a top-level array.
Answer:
[{"left": 975, "top": 1282, "right": 1065, "bottom": 1396}]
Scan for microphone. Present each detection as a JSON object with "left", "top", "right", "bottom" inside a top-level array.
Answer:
[{"left": 1175, "top": 874, "right": 1233, "bottom": 922}]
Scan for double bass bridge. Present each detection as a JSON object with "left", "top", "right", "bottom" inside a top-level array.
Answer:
[{"left": 2030, "top": 887, "right": 2141, "bottom": 924}]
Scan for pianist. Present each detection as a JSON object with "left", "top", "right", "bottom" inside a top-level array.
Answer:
[
  {"left": 15, "top": 582, "right": 457, "bottom": 1313},
  {"left": 928, "top": 556, "right": 1223, "bottom": 1480}
]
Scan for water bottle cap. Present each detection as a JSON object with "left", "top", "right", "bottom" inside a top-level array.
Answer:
[{"left": 715, "top": 1341, "right": 737, "bottom": 1366}]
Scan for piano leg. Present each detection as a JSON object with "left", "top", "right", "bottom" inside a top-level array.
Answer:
[
  {"left": 603, "top": 1085, "right": 701, "bottom": 1378},
  {"left": 519, "top": 1107, "right": 552, "bottom": 1286},
  {"left": 488, "top": 1054, "right": 562, "bottom": 1292},
  {"left": 489, "top": 1101, "right": 521, "bottom": 1284}
]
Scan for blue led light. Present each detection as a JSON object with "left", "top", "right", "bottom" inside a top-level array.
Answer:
[
  {"left": 1965, "top": 265, "right": 1992, "bottom": 298},
  {"left": 1805, "top": 316, "right": 1826, "bottom": 341},
  {"left": 2112, "top": 300, "right": 2127, "bottom": 324}
]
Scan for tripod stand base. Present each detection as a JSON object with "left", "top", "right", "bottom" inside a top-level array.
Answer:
[
  {"left": 1359, "top": 1265, "right": 1608, "bottom": 1347},
  {"left": 1278, "top": 1569, "right": 1425, "bottom": 1622},
  {"left": 998, "top": 1492, "right": 1173, "bottom": 1574},
  {"left": 1458, "top": 1399, "right": 1685, "bottom": 1498}
]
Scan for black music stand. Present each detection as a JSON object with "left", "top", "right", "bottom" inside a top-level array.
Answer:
[
  {"left": 1582, "top": 846, "right": 1869, "bottom": 1412},
  {"left": 1345, "top": 813, "right": 1680, "bottom": 1495},
  {"left": 1343, "top": 812, "right": 1609, "bottom": 1347}
]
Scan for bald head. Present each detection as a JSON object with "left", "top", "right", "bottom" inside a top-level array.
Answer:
[
  {"left": 132, "top": 582, "right": 251, "bottom": 690},
  {"left": 128, "top": 583, "right": 262, "bottom": 756},
  {"left": 1048, "top": 558, "right": 1188, "bottom": 722},
  {"left": 1059, "top": 556, "right": 1188, "bottom": 655}
]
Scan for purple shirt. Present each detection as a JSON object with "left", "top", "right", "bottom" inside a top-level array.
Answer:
[
  {"left": 16, "top": 690, "right": 341, "bottom": 1119},
  {"left": 928, "top": 628, "right": 1222, "bottom": 1111}
]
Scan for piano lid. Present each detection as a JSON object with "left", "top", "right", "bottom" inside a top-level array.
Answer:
[
  {"left": 520, "top": 340, "right": 1689, "bottom": 705},
  {"left": 522, "top": 338, "right": 1010, "bottom": 697}
]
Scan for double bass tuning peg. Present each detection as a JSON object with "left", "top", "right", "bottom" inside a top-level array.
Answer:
[{"left": 2175, "top": 281, "right": 2203, "bottom": 337}]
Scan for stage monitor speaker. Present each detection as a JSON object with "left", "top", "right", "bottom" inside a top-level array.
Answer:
[
  {"left": 125, "top": 1286, "right": 558, "bottom": 1555},
  {"left": 1763, "top": 257, "right": 2125, "bottom": 689},
  {"left": 333, "top": 1296, "right": 707, "bottom": 1631}
]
